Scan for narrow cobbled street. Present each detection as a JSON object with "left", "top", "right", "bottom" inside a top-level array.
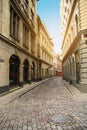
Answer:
[{"left": 0, "top": 77, "right": 87, "bottom": 130}]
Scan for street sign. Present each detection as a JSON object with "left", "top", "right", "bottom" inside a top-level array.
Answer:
[{"left": 0, "top": 59, "right": 4, "bottom": 62}]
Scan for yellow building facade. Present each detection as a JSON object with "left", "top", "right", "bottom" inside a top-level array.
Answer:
[
  {"left": 60, "top": 0, "right": 87, "bottom": 92},
  {"left": 0, "top": 0, "right": 38, "bottom": 93},
  {"left": 0, "top": 0, "right": 54, "bottom": 94},
  {"left": 37, "top": 16, "right": 54, "bottom": 80}
]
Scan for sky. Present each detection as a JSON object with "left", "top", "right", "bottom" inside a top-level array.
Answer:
[{"left": 37, "top": 0, "right": 62, "bottom": 54}]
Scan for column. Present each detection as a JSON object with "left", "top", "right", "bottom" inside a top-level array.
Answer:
[{"left": 80, "top": 39, "right": 87, "bottom": 92}]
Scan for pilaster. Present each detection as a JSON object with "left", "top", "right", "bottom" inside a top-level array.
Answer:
[
  {"left": 80, "top": 39, "right": 87, "bottom": 92},
  {"left": 29, "top": 65, "right": 31, "bottom": 81},
  {"left": 19, "top": 63, "right": 23, "bottom": 83}
]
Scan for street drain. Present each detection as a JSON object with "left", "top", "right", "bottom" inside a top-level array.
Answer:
[{"left": 47, "top": 114, "right": 75, "bottom": 126}]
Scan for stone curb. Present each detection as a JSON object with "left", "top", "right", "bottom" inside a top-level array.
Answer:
[
  {"left": 63, "top": 79, "right": 87, "bottom": 101},
  {"left": 0, "top": 78, "right": 49, "bottom": 106}
]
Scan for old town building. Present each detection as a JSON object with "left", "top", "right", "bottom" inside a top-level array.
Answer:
[
  {"left": 0, "top": 0, "right": 54, "bottom": 94},
  {"left": 36, "top": 16, "right": 54, "bottom": 80},
  {"left": 60, "top": 0, "right": 87, "bottom": 92},
  {"left": 0, "top": 0, "right": 38, "bottom": 94}
]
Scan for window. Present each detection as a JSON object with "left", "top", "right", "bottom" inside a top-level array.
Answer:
[
  {"left": 66, "top": 0, "right": 68, "bottom": 3},
  {"left": 10, "top": 7, "right": 19, "bottom": 39},
  {"left": 31, "top": 0, "right": 34, "bottom": 6},
  {"left": 83, "top": 34, "right": 87, "bottom": 38},
  {"left": 67, "top": 9, "right": 69, "bottom": 14},
  {"left": 65, "top": 7, "right": 67, "bottom": 12},
  {"left": 18, "top": 0, "right": 21, "bottom": 4},
  {"left": 31, "top": 35, "right": 35, "bottom": 53},
  {"left": 23, "top": 0, "right": 28, "bottom": 10},
  {"left": 23, "top": 24, "right": 29, "bottom": 49},
  {"left": 75, "top": 14, "right": 78, "bottom": 34},
  {"left": 30, "top": 9, "right": 34, "bottom": 21},
  {"left": 71, "top": 26, "right": 74, "bottom": 40},
  {"left": 37, "top": 44, "right": 40, "bottom": 57},
  {"left": 69, "top": 34, "right": 71, "bottom": 46}
]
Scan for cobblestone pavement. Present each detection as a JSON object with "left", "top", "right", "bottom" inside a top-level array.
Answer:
[{"left": 0, "top": 77, "right": 87, "bottom": 130}]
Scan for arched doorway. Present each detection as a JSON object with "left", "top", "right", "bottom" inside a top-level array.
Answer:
[
  {"left": 31, "top": 62, "right": 35, "bottom": 81},
  {"left": 9, "top": 55, "right": 20, "bottom": 86},
  {"left": 23, "top": 59, "right": 29, "bottom": 82}
]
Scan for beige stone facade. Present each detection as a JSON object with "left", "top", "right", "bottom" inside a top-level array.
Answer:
[
  {"left": 0, "top": 0, "right": 54, "bottom": 94},
  {"left": 37, "top": 16, "right": 54, "bottom": 80},
  {"left": 60, "top": 0, "right": 87, "bottom": 92},
  {"left": 0, "top": 0, "right": 38, "bottom": 93}
]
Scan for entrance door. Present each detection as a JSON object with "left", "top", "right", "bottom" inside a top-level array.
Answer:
[
  {"left": 31, "top": 62, "right": 35, "bottom": 81},
  {"left": 9, "top": 55, "right": 20, "bottom": 86},
  {"left": 23, "top": 60, "right": 29, "bottom": 82},
  {"left": 76, "top": 62, "right": 80, "bottom": 84},
  {"left": 75, "top": 51, "right": 80, "bottom": 84}
]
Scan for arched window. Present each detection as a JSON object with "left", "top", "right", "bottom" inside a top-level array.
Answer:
[{"left": 23, "top": 59, "right": 29, "bottom": 82}]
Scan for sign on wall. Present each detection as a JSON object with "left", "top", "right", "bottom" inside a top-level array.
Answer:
[{"left": 0, "top": 59, "right": 4, "bottom": 62}]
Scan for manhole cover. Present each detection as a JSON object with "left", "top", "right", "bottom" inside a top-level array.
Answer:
[
  {"left": 47, "top": 114, "right": 75, "bottom": 126},
  {"left": 52, "top": 114, "right": 70, "bottom": 123}
]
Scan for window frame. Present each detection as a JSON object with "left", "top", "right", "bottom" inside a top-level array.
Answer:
[{"left": 10, "top": 6, "right": 19, "bottom": 40}]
